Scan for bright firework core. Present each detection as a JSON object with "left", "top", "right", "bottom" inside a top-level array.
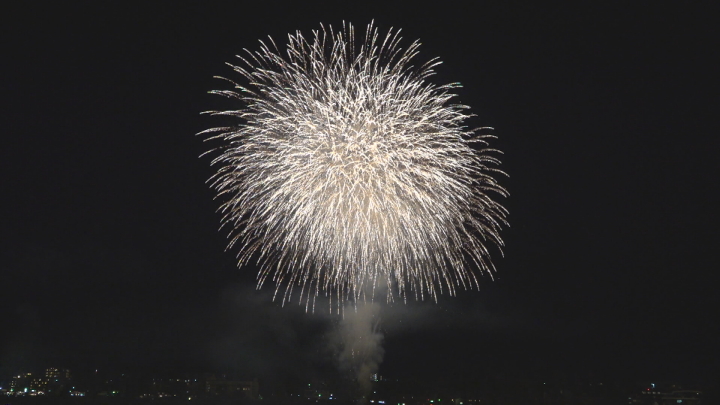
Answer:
[{"left": 201, "top": 22, "right": 508, "bottom": 310}]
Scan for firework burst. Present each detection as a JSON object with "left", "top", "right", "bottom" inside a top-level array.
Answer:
[{"left": 200, "top": 21, "right": 508, "bottom": 310}]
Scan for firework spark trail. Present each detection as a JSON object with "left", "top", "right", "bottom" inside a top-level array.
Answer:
[{"left": 200, "top": 21, "right": 508, "bottom": 310}]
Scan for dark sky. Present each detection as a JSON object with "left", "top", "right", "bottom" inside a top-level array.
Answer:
[{"left": 2, "top": 0, "right": 718, "bottom": 392}]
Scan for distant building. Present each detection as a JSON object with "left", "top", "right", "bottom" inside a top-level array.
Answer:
[
  {"left": 10, "top": 372, "right": 33, "bottom": 393},
  {"left": 41, "top": 367, "right": 71, "bottom": 394},
  {"left": 305, "top": 381, "right": 333, "bottom": 401},
  {"left": 7, "top": 367, "right": 72, "bottom": 396},
  {"left": 45, "top": 367, "right": 71, "bottom": 382},
  {"left": 628, "top": 383, "right": 702, "bottom": 405},
  {"left": 205, "top": 375, "right": 259, "bottom": 399}
]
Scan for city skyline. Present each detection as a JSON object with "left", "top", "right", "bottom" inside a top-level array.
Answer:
[{"left": 0, "top": 364, "right": 705, "bottom": 404}]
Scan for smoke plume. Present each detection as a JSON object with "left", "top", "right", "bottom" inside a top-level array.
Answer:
[{"left": 334, "top": 302, "right": 384, "bottom": 400}]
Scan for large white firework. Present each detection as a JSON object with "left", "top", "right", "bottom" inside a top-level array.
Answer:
[{"left": 200, "top": 22, "right": 508, "bottom": 310}]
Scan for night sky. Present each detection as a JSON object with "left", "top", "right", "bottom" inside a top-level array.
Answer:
[{"left": 2, "top": 0, "right": 718, "bottom": 393}]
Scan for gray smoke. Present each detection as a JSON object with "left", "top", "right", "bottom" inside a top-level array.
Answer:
[{"left": 334, "top": 302, "right": 384, "bottom": 400}]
